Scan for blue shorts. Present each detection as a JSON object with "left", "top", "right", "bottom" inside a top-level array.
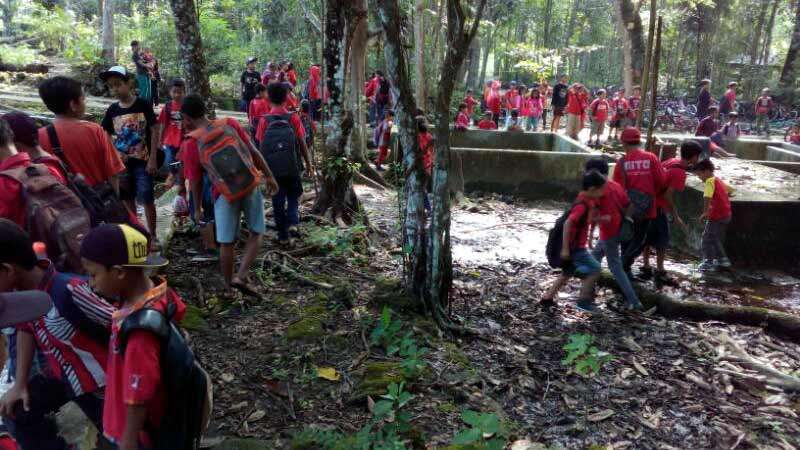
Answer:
[
  {"left": 564, "top": 248, "right": 601, "bottom": 278},
  {"left": 120, "top": 159, "right": 155, "bottom": 204},
  {"left": 214, "top": 188, "right": 266, "bottom": 244},
  {"left": 645, "top": 211, "right": 671, "bottom": 249}
]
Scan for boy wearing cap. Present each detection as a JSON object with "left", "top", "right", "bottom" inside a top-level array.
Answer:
[
  {"left": 80, "top": 223, "right": 186, "bottom": 450},
  {"left": 241, "top": 57, "right": 262, "bottom": 113},
  {"left": 157, "top": 78, "right": 186, "bottom": 186},
  {"left": 692, "top": 159, "right": 733, "bottom": 271},
  {"left": 100, "top": 66, "right": 162, "bottom": 247},
  {"left": 0, "top": 219, "right": 115, "bottom": 450},
  {"left": 612, "top": 127, "right": 666, "bottom": 276}
]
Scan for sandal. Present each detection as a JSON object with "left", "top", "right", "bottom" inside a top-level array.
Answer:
[{"left": 231, "top": 277, "right": 260, "bottom": 298}]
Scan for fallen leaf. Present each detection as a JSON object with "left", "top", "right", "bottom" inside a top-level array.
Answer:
[
  {"left": 221, "top": 372, "right": 235, "bottom": 383},
  {"left": 764, "top": 394, "right": 787, "bottom": 405},
  {"left": 229, "top": 401, "right": 248, "bottom": 412},
  {"left": 622, "top": 336, "right": 643, "bottom": 352},
  {"left": 632, "top": 358, "right": 649, "bottom": 377},
  {"left": 588, "top": 409, "right": 615, "bottom": 422},
  {"left": 264, "top": 379, "right": 289, "bottom": 397},
  {"left": 316, "top": 366, "right": 341, "bottom": 381},
  {"left": 620, "top": 367, "right": 635, "bottom": 380},
  {"left": 247, "top": 409, "right": 266, "bottom": 422}
]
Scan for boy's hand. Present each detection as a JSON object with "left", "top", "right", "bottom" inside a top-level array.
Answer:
[
  {"left": 264, "top": 176, "right": 279, "bottom": 196},
  {"left": 146, "top": 159, "right": 158, "bottom": 175},
  {"left": 120, "top": 432, "right": 139, "bottom": 450},
  {"left": 0, "top": 384, "right": 29, "bottom": 418},
  {"left": 305, "top": 165, "right": 315, "bottom": 179},
  {"left": 560, "top": 248, "right": 570, "bottom": 261},
  {"left": 699, "top": 212, "right": 708, "bottom": 221}
]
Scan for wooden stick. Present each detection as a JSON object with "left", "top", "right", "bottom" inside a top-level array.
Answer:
[
  {"left": 637, "top": 0, "right": 657, "bottom": 128},
  {"left": 646, "top": 17, "right": 662, "bottom": 147}
]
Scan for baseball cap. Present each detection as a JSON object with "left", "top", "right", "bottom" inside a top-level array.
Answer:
[
  {"left": 99, "top": 66, "right": 131, "bottom": 82},
  {"left": 0, "top": 291, "right": 52, "bottom": 328},
  {"left": 620, "top": 127, "right": 642, "bottom": 145},
  {"left": 0, "top": 219, "right": 38, "bottom": 270},
  {"left": 1, "top": 112, "right": 38, "bottom": 147},
  {"left": 247, "top": 56, "right": 258, "bottom": 64},
  {"left": 80, "top": 223, "right": 167, "bottom": 268},
  {"left": 728, "top": 81, "right": 738, "bottom": 87}
]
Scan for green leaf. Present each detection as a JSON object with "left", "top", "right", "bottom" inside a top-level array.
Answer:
[
  {"left": 478, "top": 413, "right": 500, "bottom": 434},
  {"left": 461, "top": 409, "right": 481, "bottom": 426},
  {"left": 486, "top": 439, "right": 507, "bottom": 450},
  {"left": 373, "top": 400, "right": 394, "bottom": 419},
  {"left": 452, "top": 427, "right": 482, "bottom": 444}
]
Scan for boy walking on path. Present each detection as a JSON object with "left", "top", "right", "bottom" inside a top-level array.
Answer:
[
  {"left": 240, "top": 57, "right": 262, "bottom": 113},
  {"left": 584, "top": 159, "right": 643, "bottom": 311},
  {"left": 130, "top": 41, "right": 153, "bottom": 103},
  {"left": 541, "top": 170, "right": 607, "bottom": 313},
  {"left": 181, "top": 94, "right": 279, "bottom": 295},
  {"left": 157, "top": 78, "right": 186, "bottom": 186},
  {"left": 754, "top": 88, "right": 773, "bottom": 136},
  {"left": 612, "top": 128, "right": 666, "bottom": 276},
  {"left": 79, "top": 223, "right": 187, "bottom": 450},
  {"left": 696, "top": 79, "right": 712, "bottom": 119},
  {"left": 627, "top": 86, "right": 642, "bottom": 126},
  {"left": 609, "top": 89, "right": 628, "bottom": 140},
  {"left": 550, "top": 75, "right": 569, "bottom": 132},
  {"left": 693, "top": 159, "right": 733, "bottom": 271},
  {"left": 0, "top": 219, "right": 115, "bottom": 450},
  {"left": 256, "top": 83, "right": 314, "bottom": 245},
  {"left": 100, "top": 66, "right": 162, "bottom": 246},
  {"left": 374, "top": 110, "right": 395, "bottom": 171},
  {"left": 565, "top": 84, "right": 585, "bottom": 140},
  {"left": 719, "top": 81, "right": 738, "bottom": 116},
  {"left": 588, "top": 89, "right": 609, "bottom": 147}
]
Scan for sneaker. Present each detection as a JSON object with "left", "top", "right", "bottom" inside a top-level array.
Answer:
[
  {"left": 717, "top": 257, "right": 732, "bottom": 269},
  {"left": 697, "top": 260, "right": 715, "bottom": 272},
  {"left": 576, "top": 299, "right": 599, "bottom": 313}
]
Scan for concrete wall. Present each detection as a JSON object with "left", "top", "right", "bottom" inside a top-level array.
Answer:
[
  {"left": 449, "top": 130, "right": 589, "bottom": 153},
  {"left": 765, "top": 146, "right": 800, "bottom": 162},
  {"left": 449, "top": 148, "right": 610, "bottom": 200}
]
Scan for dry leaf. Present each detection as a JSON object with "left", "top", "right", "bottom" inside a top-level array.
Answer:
[
  {"left": 620, "top": 368, "right": 635, "bottom": 379},
  {"left": 588, "top": 409, "right": 615, "bottom": 422},
  {"left": 229, "top": 401, "right": 248, "bottom": 412},
  {"left": 632, "top": 358, "right": 649, "bottom": 377},
  {"left": 316, "top": 366, "right": 341, "bottom": 381},
  {"left": 221, "top": 372, "right": 235, "bottom": 383},
  {"left": 764, "top": 394, "right": 787, "bottom": 405},
  {"left": 247, "top": 409, "right": 266, "bottom": 422}
]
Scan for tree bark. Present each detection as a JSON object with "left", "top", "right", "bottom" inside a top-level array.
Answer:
[
  {"left": 0, "top": 0, "right": 18, "bottom": 38},
  {"left": 563, "top": 0, "right": 579, "bottom": 48},
  {"left": 543, "top": 0, "right": 554, "bottom": 48},
  {"left": 414, "top": 0, "right": 426, "bottom": 108},
  {"left": 779, "top": 0, "right": 800, "bottom": 103},
  {"left": 761, "top": 0, "right": 780, "bottom": 65},
  {"left": 168, "top": 0, "right": 211, "bottom": 99},
  {"left": 477, "top": 27, "right": 495, "bottom": 91},
  {"left": 464, "top": 38, "right": 481, "bottom": 90},
  {"left": 750, "top": 3, "right": 767, "bottom": 65},
  {"left": 100, "top": 0, "right": 114, "bottom": 65},
  {"left": 615, "top": 0, "right": 645, "bottom": 93}
]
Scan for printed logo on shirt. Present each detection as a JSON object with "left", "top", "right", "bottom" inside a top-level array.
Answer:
[
  {"left": 112, "top": 113, "right": 149, "bottom": 160},
  {"left": 130, "top": 374, "right": 141, "bottom": 391},
  {"left": 624, "top": 159, "right": 651, "bottom": 171}
]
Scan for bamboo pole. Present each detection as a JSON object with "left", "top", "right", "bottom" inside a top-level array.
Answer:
[
  {"left": 646, "top": 16, "right": 662, "bottom": 148},
  {"left": 637, "top": 0, "right": 657, "bottom": 128}
]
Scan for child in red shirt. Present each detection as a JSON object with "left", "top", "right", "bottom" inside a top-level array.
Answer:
[
  {"left": 609, "top": 89, "right": 628, "bottom": 140},
  {"left": 158, "top": 78, "right": 186, "bottom": 187},
  {"left": 694, "top": 159, "right": 732, "bottom": 271},
  {"left": 455, "top": 103, "right": 470, "bottom": 130},
  {"left": 565, "top": 84, "right": 585, "bottom": 140},
  {"left": 627, "top": 86, "right": 642, "bottom": 125},
  {"left": 79, "top": 223, "right": 188, "bottom": 450},
  {"left": 588, "top": 89, "right": 609, "bottom": 147},
  {"left": 525, "top": 89, "right": 544, "bottom": 131},
  {"left": 375, "top": 110, "right": 394, "bottom": 171},
  {"left": 463, "top": 89, "right": 479, "bottom": 118},
  {"left": 786, "top": 123, "right": 800, "bottom": 144},
  {"left": 478, "top": 112, "right": 497, "bottom": 130},
  {"left": 248, "top": 84, "right": 270, "bottom": 130},
  {"left": 754, "top": 88, "right": 773, "bottom": 136}
]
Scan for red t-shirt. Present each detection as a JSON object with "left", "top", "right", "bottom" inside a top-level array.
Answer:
[
  {"left": 464, "top": 95, "right": 478, "bottom": 116},
  {"left": 627, "top": 95, "right": 641, "bottom": 119},
  {"left": 38, "top": 119, "right": 125, "bottom": 186},
  {"left": 590, "top": 98, "right": 610, "bottom": 121},
  {"left": 103, "top": 279, "right": 186, "bottom": 446},
  {"left": 567, "top": 200, "right": 592, "bottom": 249},
  {"left": 755, "top": 96, "right": 773, "bottom": 114},
  {"left": 724, "top": 89, "right": 736, "bottom": 110},
  {"left": 0, "top": 153, "right": 67, "bottom": 227},
  {"left": 419, "top": 132, "right": 434, "bottom": 175},
  {"left": 566, "top": 90, "right": 583, "bottom": 115},
  {"left": 505, "top": 93, "right": 522, "bottom": 111},
  {"left": 656, "top": 158, "right": 687, "bottom": 211},
  {"left": 247, "top": 98, "right": 270, "bottom": 125},
  {"left": 255, "top": 106, "right": 306, "bottom": 145},
  {"left": 365, "top": 77, "right": 379, "bottom": 100},
  {"left": 157, "top": 101, "right": 184, "bottom": 148},
  {"left": 487, "top": 95, "right": 501, "bottom": 114},
  {"left": 455, "top": 111, "right": 470, "bottom": 130},
  {"left": 705, "top": 176, "right": 732, "bottom": 221},
  {"left": 182, "top": 118, "right": 253, "bottom": 199},
  {"left": 695, "top": 116, "right": 719, "bottom": 137},
  {"left": 789, "top": 132, "right": 800, "bottom": 144},
  {"left": 612, "top": 148, "right": 666, "bottom": 219},
  {"left": 478, "top": 119, "right": 497, "bottom": 130},
  {"left": 611, "top": 97, "right": 629, "bottom": 120},
  {"left": 594, "top": 180, "right": 629, "bottom": 241}
]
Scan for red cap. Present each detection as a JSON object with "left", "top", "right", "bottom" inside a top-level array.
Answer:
[{"left": 620, "top": 127, "right": 641, "bottom": 145}]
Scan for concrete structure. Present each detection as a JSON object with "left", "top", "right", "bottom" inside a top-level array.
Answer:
[{"left": 450, "top": 130, "right": 588, "bottom": 153}]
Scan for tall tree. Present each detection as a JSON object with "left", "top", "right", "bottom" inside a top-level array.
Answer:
[
  {"left": 780, "top": 0, "right": 800, "bottom": 102},
  {"left": 760, "top": 0, "right": 780, "bottom": 65},
  {"left": 100, "top": 0, "right": 114, "bottom": 65},
  {"left": 0, "top": 0, "right": 19, "bottom": 37},
  {"left": 169, "top": 0, "right": 211, "bottom": 99},
  {"left": 750, "top": 2, "right": 767, "bottom": 64},
  {"left": 615, "top": 0, "right": 645, "bottom": 92},
  {"left": 414, "top": 0, "right": 426, "bottom": 107}
]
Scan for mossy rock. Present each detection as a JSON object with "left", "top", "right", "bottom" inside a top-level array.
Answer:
[
  {"left": 352, "top": 361, "right": 405, "bottom": 400},
  {"left": 211, "top": 438, "right": 273, "bottom": 450},
  {"left": 330, "top": 283, "right": 356, "bottom": 309},
  {"left": 285, "top": 298, "right": 331, "bottom": 341},
  {"left": 370, "top": 276, "right": 423, "bottom": 312},
  {"left": 443, "top": 342, "right": 471, "bottom": 369},
  {"left": 436, "top": 402, "right": 458, "bottom": 413},
  {"left": 180, "top": 304, "right": 209, "bottom": 331}
]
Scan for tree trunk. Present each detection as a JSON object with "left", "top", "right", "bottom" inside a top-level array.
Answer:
[
  {"left": 477, "top": 28, "right": 495, "bottom": 90},
  {"left": 100, "top": 0, "right": 114, "bottom": 65},
  {"left": 464, "top": 38, "right": 480, "bottom": 90},
  {"left": 615, "top": 0, "right": 645, "bottom": 93},
  {"left": 377, "top": 0, "right": 426, "bottom": 303},
  {"left": 761, "top": 0, "right": 780, "bottom": 65},
  {"left": 430, "top": 0, "right": 445, "bottom": 84},
  {"left": 563, "top": 0, "right": 579, "bottom": 47},
  {"left": 429, "top": 0, "right": 487, "bottom": 323},
  {"left": 169, "top": 0, "right": 211, "bottom": 99},
  {"left": 414, "top": 0, "right": 426, "bottom": 108},
  {"left": 543, "top": 0, "right": 554, "bottom": 48},
  {"left": 750, "top": 3, "right": 767, "bottom": 65},
  {"left": 779, "top": 0, "right": 800, "bottom": 103},
  {"left": 0, "top": 0, "right": 18, "bottom": 37}
]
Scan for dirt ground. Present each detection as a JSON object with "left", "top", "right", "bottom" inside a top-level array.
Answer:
[{"left": 158, "top": 184, "right": 800, "bottom": 450}]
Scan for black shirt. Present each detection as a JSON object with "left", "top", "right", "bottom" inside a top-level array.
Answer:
[
  {"left": 132, "top": 51, "right": 148, "bottom": 75},
  {"left": 101, "top": 97, "right": 158, "bottom": 162},
  {"left": 552, "top": 83, "right": 569, "bottom": 108},
  {"left": 241, "top": 70, "right": 262, "bottom": 101}
]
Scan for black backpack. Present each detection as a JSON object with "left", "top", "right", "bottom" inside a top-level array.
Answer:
[
  {"left": 259, "top": 114, "right": 301, "bottom": 179},
  {"left": 546, "top": 201, "right": 588, "bottom": 269},
  {"left": 119, "top": 302, "right": 212, "bottom": 450},
  {"left": 46, "top": 125, "right": 130, "bottom": 227}
]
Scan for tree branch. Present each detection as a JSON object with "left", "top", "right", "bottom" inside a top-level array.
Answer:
[{"left": 300, "top": 1, "right": 323, "bottom": 34}]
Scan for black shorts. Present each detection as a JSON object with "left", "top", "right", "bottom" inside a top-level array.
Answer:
[
  {"left": 645, "top": 211, "right": 671, "bottom": 250},
  {"left": 610, "top": 119, "right": 623, "bottom": 128},
  {"left": 553, "top": 106, "right": 566, "bottom": 117}
]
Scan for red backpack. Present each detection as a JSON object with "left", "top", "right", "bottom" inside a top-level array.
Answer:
[{"left": 0, "top": 164, "right": 90, "bottom": 273}]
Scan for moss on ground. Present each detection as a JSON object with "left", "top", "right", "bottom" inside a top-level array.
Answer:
[
  {"left": 181, "top": 304, "right": 209, "bottom": 331},
  {"left": 285, "top": 294, "right": 331, "bottom": 341},
  {"left": 352, "top": 361, "right": 405, "bottom": 400},
  {"left": 371, "top": 276, "right": 423, "bottom": 312}
]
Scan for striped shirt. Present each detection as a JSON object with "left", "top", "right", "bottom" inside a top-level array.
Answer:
[{"left": 17, "top": 262, "right": 114, "bottom": 396}]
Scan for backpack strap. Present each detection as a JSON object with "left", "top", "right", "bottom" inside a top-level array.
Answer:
[
  {"left": 118, "top": 308, "right": 170, "bottom": 354},
  {"left": 46, "top": 124, "right": 74, "bottom": 176}
]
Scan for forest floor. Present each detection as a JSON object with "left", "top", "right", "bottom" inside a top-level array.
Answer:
[{"left": 160, "top": 184, "right": 800, "bottom": 450}]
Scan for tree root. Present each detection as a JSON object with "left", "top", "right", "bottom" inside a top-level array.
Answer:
[
  {"left": 598, "top": 272, "right": 800, "bottom": 343},
  {"left": 713, "top": 332, "right": 800, "bottom": 392}
]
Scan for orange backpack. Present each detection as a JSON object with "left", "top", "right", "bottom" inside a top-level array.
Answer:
[{"left": 189, "top": 120, "right": 262, "bottom": 202}]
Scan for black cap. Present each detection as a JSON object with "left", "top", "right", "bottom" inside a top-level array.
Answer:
[
  {"left": 0, "top": 219, "right": 38, "bottom": 270},
  {"left": 80, "top": 223, "right": 167, "bottom": 268}
]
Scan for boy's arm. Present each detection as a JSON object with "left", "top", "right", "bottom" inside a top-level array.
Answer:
[
  {"left": 120, "top": 405, "right": 147, "bottom": 450},
  {"left": 0, "top": 330, "right": 35, "bottom": 417},
  {"left": 191, "top": 177, "right": 203, "bottom": 223},
  {"left": 561, "top": 219, "right": 573, "bottom": 259},
  {"left": 148, "top": 125, "right": 161, "bottom": 175},
  {"left": 298, "top": 138, "right": 313, "bottom": 176},
  {"left": 663, "top": 187, "right": 686, "bottom": 228}
]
